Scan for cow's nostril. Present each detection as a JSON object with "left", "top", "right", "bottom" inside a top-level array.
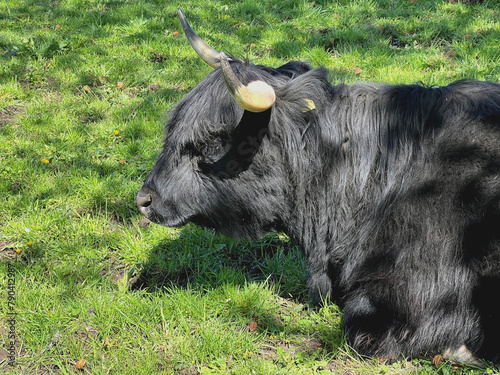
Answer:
[{"left": 137, "top": 193, "right": 152, "bottom": 217}]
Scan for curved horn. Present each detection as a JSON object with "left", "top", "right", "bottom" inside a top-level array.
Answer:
[
  {"left": 177, "top": 9, "right": 276, "bottom": 112},
  {"left": 220, "top": 53, "right": 276, "bottom": 113},
  {"left": 177, "top": 8, "right": 221, "bottom": 68}
]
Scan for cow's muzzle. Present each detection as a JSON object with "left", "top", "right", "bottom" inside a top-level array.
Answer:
[{"left": 136, "top": 192, "right": 152, "bottom": 217}]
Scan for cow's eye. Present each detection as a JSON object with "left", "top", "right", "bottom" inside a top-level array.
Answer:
[
  {"left": 182, "top": 143, "right": 202, "bottom": 158},
  {"left": 182, "top": 137, "right": 230, "bottom": 164},
  {"left": 196, "top": 143, "right": 219, "bottom": 160}
]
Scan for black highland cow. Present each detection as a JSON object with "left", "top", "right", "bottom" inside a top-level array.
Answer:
[{"left": 138, "top": 9, "right": 500, "bottom": 365}]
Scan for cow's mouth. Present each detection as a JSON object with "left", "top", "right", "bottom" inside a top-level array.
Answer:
[{"left": 147, "top": 209, "right": 191, "bottom": 228}]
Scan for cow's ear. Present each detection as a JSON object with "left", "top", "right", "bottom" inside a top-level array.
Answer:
[{"left": 199, "top": 109, "right": 272, "bottom": 178}]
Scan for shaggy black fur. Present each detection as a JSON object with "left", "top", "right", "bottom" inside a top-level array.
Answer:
[{"left": 138, "top": 58, "right": 500, "bottom": 363}]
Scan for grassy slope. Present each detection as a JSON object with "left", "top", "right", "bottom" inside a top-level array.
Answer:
[{"left": 1, "top": 0, "right": 499, "bottom": 373}]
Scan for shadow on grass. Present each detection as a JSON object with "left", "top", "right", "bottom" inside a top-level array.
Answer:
[
  {"left": 129, "top": 225, "right": 309, "bottom": 301},
  {"left": 127, "top": 224, "right": 347, "bottom": 356}
]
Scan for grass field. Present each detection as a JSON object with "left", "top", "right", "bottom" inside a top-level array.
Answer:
[{"left": 1, "top": 0, "right": 500, "bottom": 373}]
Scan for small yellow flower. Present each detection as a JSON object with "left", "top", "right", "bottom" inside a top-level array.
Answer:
[
  {"left": 41, "top": 158, "right": 50, "bottom": 164},
  {"left": 27, "top": 241, "right": 33, "bottom": 246},
  {"left": 114, "top": 130, "right": 120, "bottom": 136},
  {"left": 15, "top": 248, "right": 21, "bottom": 254}
]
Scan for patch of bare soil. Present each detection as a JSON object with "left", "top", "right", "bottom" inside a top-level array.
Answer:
[
  {"left": 99, "top": 256, "right": 128, "bottom": 284},
  {"left": 176, "top": 367, "right": 200, "bottom": 375},
  {"left": 260, "top": 337, "right": 324, "bottom": 360},
  {"left": 0, "top": 106, "right": 25, "bottom": 126},
  {"left": 0, "top": 241, "right": 17, "bottom": 260}
]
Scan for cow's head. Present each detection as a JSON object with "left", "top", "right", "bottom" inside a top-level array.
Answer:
[{"left": 136, "top": 9, "right": 315, "bottom": 238}]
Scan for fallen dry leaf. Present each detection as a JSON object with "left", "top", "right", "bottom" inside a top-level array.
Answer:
[
  {"left": 83, "top": 85, "right": 91, "bottom": 93},
  {"left": 75, "top": 357, "right": 86, "bottom": 370},
  {"left": 355, "top": 67, "right": 363, "bottom": 75},
  {"left": 249, "top": 320, "right": 258, "bottom": 332},
  {"left": 117, "top": 81, "right": 124, "bottom": 90},
  {"left": 433, "top": 354, "right": 443, "bottom": 367}
]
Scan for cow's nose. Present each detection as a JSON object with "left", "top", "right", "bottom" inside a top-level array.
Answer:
[{"left": 136, "top": 192, "right": 152, "bottom": 217}]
